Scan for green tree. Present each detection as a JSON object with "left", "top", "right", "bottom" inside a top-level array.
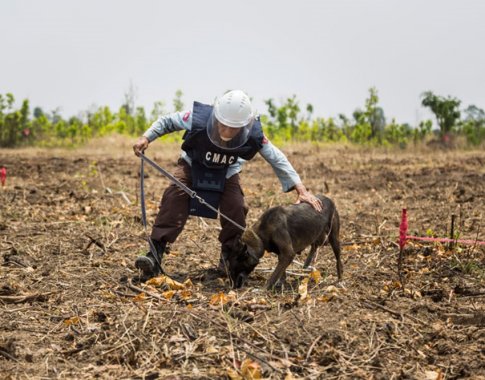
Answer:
[
  {"left": 173, "top": 90, "right": 184, "bottom": 112},
  {"left": 263, "top": 96, "right": 301, "bottom": 140},
  {"left": 135, "top": 106, "right": 148, "bottom": 135},
  {"left": 351, "top": 87, "right": 386, "bottom": 143},
  {"left": 464, "top": 104, "right": 485, "bottom": 122},
  {"left": 313, "top": 117, "right": 345, "bottom": 142},
  {"left": 2, "top": 112, "right": 22, "bottom": 147},
  {"left": 461, "top": 105, "right": 485, "bottom": 145},
  {"left": 67, "top": 116, "right": 83, "bottom": 144},
  {"left": 421, "top": 91, "right": 461, "bottom": 137},
  {"left": 31, "top": 108, "right": 50, "bottom": 142},
  {"left": 0, "top": 93, "right": 28, "bottom": 147},
  {"left": 364, "top": 87, "right": 385, "bottom": 140},
  {"left": 88, "top": 106, "right": 115, "bottom": 136},
  {"left": 413, "top": 120, "right": 433, "bottom": 143},
  {"left": 383, "top": 119, "right": 412, "bottom": 146},
  {"left": 33, "top": 106, "right": 44, "bottom": 119},
  {"left": 150, "top": 100, "right": 166, "bottom": 123}
]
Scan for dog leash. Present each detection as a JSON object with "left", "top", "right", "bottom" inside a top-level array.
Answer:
[
  {"left": 139, "top": 153, "right": 246, "bottom": 232},
  {"left": 139, "top": 157, "right": 164, "bottom": 273}
]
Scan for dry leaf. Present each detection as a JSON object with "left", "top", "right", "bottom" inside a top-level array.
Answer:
[
  {"left": 146, "top": 276, "right": 166, "bottom": 287},
  {"left": 206, "top": 346, "right": 218, "bottom": 354},
  {"left": 64, "top": 316, "right": 80, "bottom": 327},
  {"left": 227, "top": 368, "right": 243, "bottom": 380},
  {"left": 165, "top": 277, "right": 186, "bottom": 290},
  {"left": 247, "top": 297, "right": 269, "bottom": 307},
  {"left": 298, "top": 278, "right": 309, "bottom": 300},
  {"left": 404, "top": 288, "right": 422, "bottom": 299},
  {"left": 241, "top": 358, "right": 262, "bottom": 379},
  {"left": 133, "top": 292, "right": 146, "bottom": 302},
  {"left": 317, "top": 285, "right": 340, "bottom": 303},
  {"left": 392, "top": 280, "right": 402, "bottom": 289},
  {"left": 183, "top": 278, "right": 194, "bottom": 288},
  {"left": 382, "top": 280, "right": 401, "bottom": 294},
  {"left": 310, "top": 270, "right": 321, "bottom": 284},
  {"left": 317, "top": 295, "right": 332, "bottom": 303},
  {"left": 324, "top": 285, "right": 339, "bottom": 294},
  {"left": 371, "top": 237, "right": 381, "bottom": 245},
  {"left": 210, "top": 292, "right": 231, "bottom": 306},
  {"left": 162, "top": 290, "right": 175, "bottom": 300},
  {"left": 423, "top": 370, "right": 444, "bottom": 380},
  {"left": 146, "top": 275, "right": 186, "bottom": 290},
  {"left": 179, "top": 290, "right": 192, "bottom": 300}
]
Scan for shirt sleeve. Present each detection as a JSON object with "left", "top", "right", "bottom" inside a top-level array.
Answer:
[
  {"left": 143, "top": 110, "right": 193, "bottom": 142},
  {"left": 258, "top": 139, "right": 302, "bottom": 192}
]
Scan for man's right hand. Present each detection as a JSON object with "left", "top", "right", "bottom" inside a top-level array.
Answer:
[{"left": 133, "top": 136, "right": 150, "bottom": 156}]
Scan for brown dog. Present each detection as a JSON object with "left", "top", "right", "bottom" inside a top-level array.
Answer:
[{"left": 227, "top": 194, "right": 342, "bottom": 289}]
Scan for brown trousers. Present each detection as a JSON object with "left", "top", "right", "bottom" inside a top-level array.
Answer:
[{"left": 150, "top": 159, "right": 247, "bottom": 252}]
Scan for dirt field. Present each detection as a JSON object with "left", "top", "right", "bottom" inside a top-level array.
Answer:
[{"left": 1, "top": 138, "right": 484, "bottom": 379}]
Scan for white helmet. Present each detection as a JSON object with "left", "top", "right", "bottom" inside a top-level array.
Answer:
[
  {"left": 208, "top": 90, "right": 255, "bottom": 149},
  {"left": 214, "top": 90, "right": 254, "bottom": 128}
]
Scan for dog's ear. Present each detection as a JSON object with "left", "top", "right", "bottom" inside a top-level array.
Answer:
[
  {"left": 242, "top": 228, "right": 264, "bottom": 258},
  {"left": 242, "top": 228, "right": 258, "bottom": 245}
]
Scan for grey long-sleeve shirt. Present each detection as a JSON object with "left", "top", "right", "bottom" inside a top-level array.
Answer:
[{"left": 143, "top": 110, "right": 302, "bottom": 192}]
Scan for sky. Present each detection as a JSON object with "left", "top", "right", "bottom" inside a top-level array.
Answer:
[{"left": 1, "top": 0, "right": 484, "bottom": 126}]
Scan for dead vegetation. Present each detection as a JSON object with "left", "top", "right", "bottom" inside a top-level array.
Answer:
[{"left": 1, "top": 141, "right": 484, "bottom": 379}]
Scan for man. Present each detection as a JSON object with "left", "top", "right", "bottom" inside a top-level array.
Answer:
[{"left": 133, "top": 90, "right": 322, "bottom": 280}]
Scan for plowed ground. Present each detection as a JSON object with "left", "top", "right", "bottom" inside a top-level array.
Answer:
[{"left": 1, "top": 139, "right": 484, "bottom": 379}]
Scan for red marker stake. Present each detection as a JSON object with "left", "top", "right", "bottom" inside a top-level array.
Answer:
[
  {"left": 398, "top": 208, "right": 408, "bottom": 284},
  {"left": 399, "top": 208, "right": 408, "bottom": 250},
  {"left": 0, "top": 167, "right": 6, "bottom": 187}
]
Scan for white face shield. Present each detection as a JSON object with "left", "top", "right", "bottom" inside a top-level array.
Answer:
[{"left": 207, "top": 110, "right": 254, "bottom": 150}]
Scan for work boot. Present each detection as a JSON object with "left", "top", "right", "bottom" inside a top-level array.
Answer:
[{"left": 135, "top": 239, "right": 166, "bottom": 281}]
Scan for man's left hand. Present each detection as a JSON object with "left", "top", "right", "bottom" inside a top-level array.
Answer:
[{"left": 294, "top": 183, "right": 323, "bottom": 212}]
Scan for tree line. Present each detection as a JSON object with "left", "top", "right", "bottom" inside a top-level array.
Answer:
[{"left": 0, "top": 88, "right": 483, "bottom": 148}]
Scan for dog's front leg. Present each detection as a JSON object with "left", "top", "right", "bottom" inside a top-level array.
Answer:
[{"left": 266, "top": 250, "right": 295, "bottom": 290}]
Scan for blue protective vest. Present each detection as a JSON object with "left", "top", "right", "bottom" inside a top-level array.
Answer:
[
  {"left": 181, "top": 101, "right": 264, "bottom": 218},
  {"left": 181, "top": 101, "right": 264, "bottom": 170}
]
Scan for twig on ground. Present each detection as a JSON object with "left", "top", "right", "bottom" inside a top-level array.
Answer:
[
  {"left": 305, "top": 334, "right": 323, "bottom": 362},
  {"left": 0, "top": 348, "right": 19, "bottom": 362},
  {"left": 361, "top": 300, "right": 427, "bottom": 325},
  {"left": 0, "top": 293, "right": 51, "bottom": 304}
]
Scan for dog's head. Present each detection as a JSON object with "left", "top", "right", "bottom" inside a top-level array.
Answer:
[{"left": 226, "top": 232, "right": 261, "bottom": 288}]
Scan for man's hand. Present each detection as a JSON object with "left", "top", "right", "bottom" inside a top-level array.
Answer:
[
  {"left": 294, "top": 183, "right": 323, "bottom": 212},
  {"left": 133, "top": 136, "right": 150, "bottom": 156}
]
